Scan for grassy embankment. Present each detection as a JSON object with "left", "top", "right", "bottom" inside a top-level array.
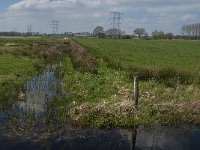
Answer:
[
  {"left": 2, "top": 37, "right": 200, "bottom": 129},
  {"left": 0, "top": 37, "right": 67, "bottom": 110},
  {"left": 63, "top": 38, "right": 200, "bottom": 128}
]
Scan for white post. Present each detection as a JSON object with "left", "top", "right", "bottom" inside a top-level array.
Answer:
[{"left": 133, "top": 76, "right": 139, "bottom": 106}]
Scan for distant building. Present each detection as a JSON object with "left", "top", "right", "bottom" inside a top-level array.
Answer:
[{"left": 74, "top": 32, "right": 91, "bottom": 37}]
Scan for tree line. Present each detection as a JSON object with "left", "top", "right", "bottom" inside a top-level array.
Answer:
[
  {"left": 181, "top": 23, "right": 200, "bottom": 38},
  {"left": 133, "top": 28, "right": 174, "bottom": 39},
  {"left": 151, "top": 30, "right": 174, "bottom": 39}
]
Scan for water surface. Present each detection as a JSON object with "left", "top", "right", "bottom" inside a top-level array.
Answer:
[{"left": 0, "top": 64, "right": 200, "bottom": 150}]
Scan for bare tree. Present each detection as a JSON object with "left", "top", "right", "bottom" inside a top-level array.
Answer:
[
  {"left": 198, "top": 23, "right": 200, "bottom": 37},
  {"left": 106, "top": 28, "right": 121, "bottom": 38},
  {"left": 181, "top": 23, "right": 200, "bottom": 39},
  {"left": 181, "top": 25, "right": 187, "bottom": 36}
]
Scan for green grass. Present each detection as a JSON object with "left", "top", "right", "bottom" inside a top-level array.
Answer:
[
  {"left": 2, "top": 37, "right": 200, "bottom": 129},
  {"left": 76, "top": 39, "right": 200, "bottom": 73},
  {"left": 0, "top": 37, "right": 67, "bottom": 110},
  {"left": 75, "top": 38, "right": 200, "bottom": 86},
  {"left": 63, "top": 56, "right": 128, "bottom": 105},
  {"left": 62, "top": 38, "right": 200, "bottom": 128},
  {"left": 0, "top": 54, "right": 41, "bottom": 82}
]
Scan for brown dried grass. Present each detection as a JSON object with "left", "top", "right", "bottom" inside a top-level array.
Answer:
[{"left": 66, "top": 39, "right": 97, "bottom": 72}]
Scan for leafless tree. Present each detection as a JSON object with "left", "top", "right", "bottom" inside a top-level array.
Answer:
[
  {"left": 106, "top": 28, "right": 121, "bottom": 38},
  {"left": 181, "top": 23, "right": 200, "bottom": 38}
]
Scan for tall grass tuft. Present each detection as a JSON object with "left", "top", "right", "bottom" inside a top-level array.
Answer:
[{"left": 130, "top": 67, "right": 194, "bottom": 87}]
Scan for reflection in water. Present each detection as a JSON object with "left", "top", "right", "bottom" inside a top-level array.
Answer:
[
  {"left": 0, "top": 63, "right": 65, "bottom": 130},
  {"left": 0, "top": 64, "right": 200, "bottom": 150},
  {"left": 13, "top": 65, "right": 62, "bottom": 120},
  {"left": 135, "top": 125, "right": 200, "bottom": 150},
  {"left": 0, "top": 125, "right": 200, "bottom": 150},
  {"left": 0, "top": 112, "right": 8, "bottom": 125},
  {"left": 132, "top": 128, "right": 137, "bottom": 150}
]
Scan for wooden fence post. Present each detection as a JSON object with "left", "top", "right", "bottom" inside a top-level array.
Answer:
[{"left": 133, "top": 76, "right": 139, "bottom": 106}]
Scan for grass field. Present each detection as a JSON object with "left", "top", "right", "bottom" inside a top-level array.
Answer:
[
  {"left": 62, "top": 38, "right": 200, "bottom": 127},
  {"left": 76, "top": 39, "right": 200, "bottom": 73},
  {"left": 0, "top": 54, "right": 41, "bottom": 82},
  {"left": 1, "top": 37, "right": 200, "bottom": 129},
  {"left": 75, "top": 38, "right": 200, "bottom": 86}
]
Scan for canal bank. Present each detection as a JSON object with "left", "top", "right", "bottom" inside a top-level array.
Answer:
[{"left": 1, "top": 38, "right": 200, "bottom": 149}]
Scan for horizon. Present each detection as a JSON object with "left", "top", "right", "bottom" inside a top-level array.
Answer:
[{"left": 0, "top": 0, "right": 200, "bottom": 34}]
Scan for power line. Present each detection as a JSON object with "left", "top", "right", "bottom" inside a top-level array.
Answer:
[
  {"left": 26, "top": 24, "right": 32, "bottom": 33},
  {"left": 50, "top": 20, "right": 60, "bottom": 35},
  {"left": 111, "top": 12, "right": 123, "bottom": 38}
]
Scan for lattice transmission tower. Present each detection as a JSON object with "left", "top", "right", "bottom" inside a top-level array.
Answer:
[
  {"left": 50, "top": 20, "right": 60, "bottom": 35},
  {"left": 26, "top": 24, "right": 32, "bottom": 35},
  {"left": 111, "top": 12, "right": 122, "bottom": 38}
]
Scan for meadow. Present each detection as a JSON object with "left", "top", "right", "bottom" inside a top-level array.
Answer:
[
  {"left": 1, "top": 36, "right": 200, "bottom": 129},
  {"left": 63, "top": 38, "right": 200, "bottom": 127},
  {"left": 76, "top": 39, "right": 200, "bottom": 72},
  {"left": 76, "top": 38, "right": 200, "bottom": 86}
]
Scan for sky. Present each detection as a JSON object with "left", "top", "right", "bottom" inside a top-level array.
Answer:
[{"left": 0, "top": 0, "right": 200, "bottom": 34}]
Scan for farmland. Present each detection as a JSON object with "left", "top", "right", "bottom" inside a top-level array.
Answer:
[
  {"left": 64, "top": 38, "right": 200, "bottom": 127},
  {"left": 76, "top": 39, "right": 200, "bottom": 73},
  {"left": 1, "top": 37, "right": 200, "bottom": 129},
  {"left": 75, "top": 39, "right": 200, "bottom": 87}
]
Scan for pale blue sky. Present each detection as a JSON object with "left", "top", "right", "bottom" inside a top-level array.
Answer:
[
  {"left": 0, "top": 0, "right": 199, "bottom": 34},
  {"left": 0, "top": 0, "right": 19, "bottom": 12}
]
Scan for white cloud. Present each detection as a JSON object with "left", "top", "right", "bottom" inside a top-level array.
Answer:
[
  {"left": 8, "top": 0, "right": 121, "bottom": 11},
  {"left": 9, "top": 0, "right": 76, "bottom": 10},
  {"left": 0, "top": 0, "right": 200, "bottom": 34}
]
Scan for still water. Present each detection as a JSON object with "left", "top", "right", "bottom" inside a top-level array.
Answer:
[
  {"left": 1, "top": 125, "right": 200, "bottom": 150},
  {"left": 0, "top": 64, "right": 200, "bottom": 150}
]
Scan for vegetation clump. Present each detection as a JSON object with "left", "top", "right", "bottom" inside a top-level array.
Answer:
[{"left": 65, "top": 39, "right": 97, "bottom": 73}]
